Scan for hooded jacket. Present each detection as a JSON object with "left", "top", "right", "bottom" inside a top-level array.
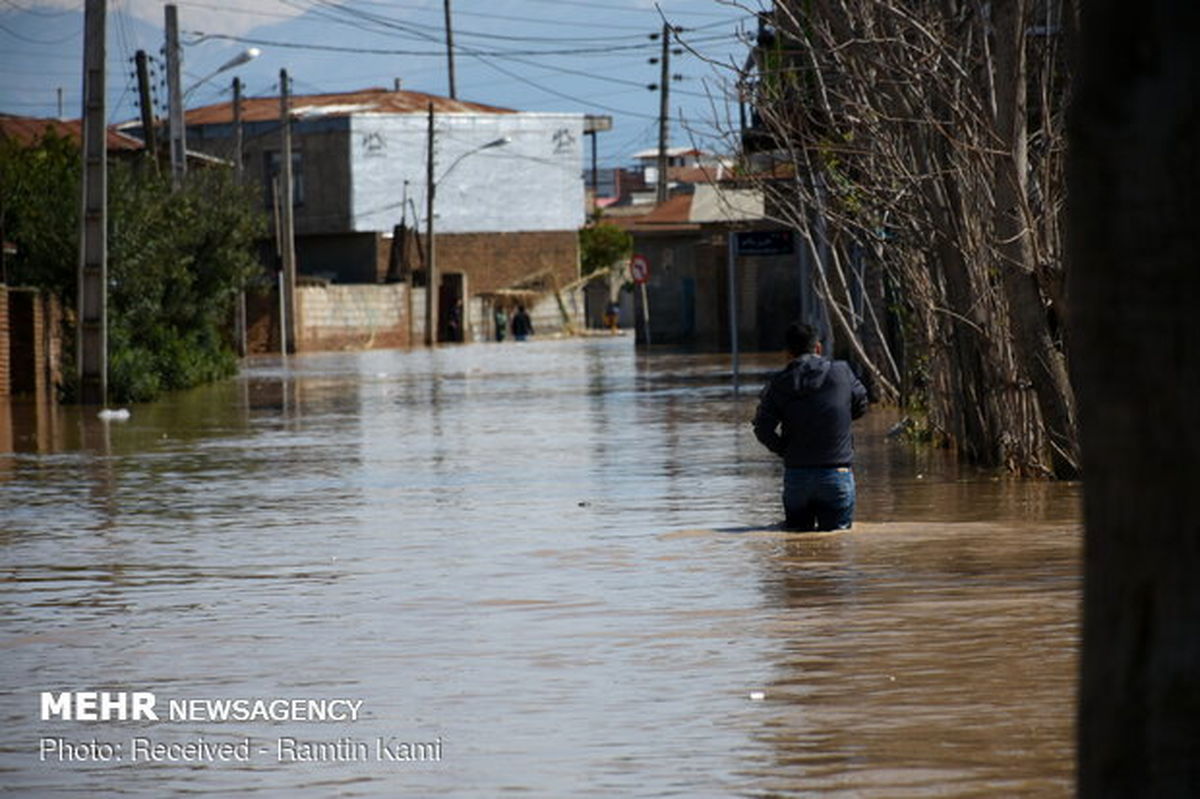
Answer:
[{"left": 753, "top": 354, "right": 869, "bottom": 468}]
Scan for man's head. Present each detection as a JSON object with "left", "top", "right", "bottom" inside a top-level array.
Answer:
[{"left": 785, "top": 322, "right": 821, "bottom": 358}]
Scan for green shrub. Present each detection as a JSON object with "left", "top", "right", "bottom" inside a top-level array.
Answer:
[{"left": 2, "top": 133, "right": 266, "bottom": 404}]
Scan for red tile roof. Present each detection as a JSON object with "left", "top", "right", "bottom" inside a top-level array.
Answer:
[
  {"left": 667, "top": 164, "right": 724, "bottom": 184},
  {"left": 636, "top": 194, "right": 694, "bottom": 225},
  {"left": 605, "top": 194, "right": 700, "bottom": 233},
  {"left": 0, "top": 114, "right": 144, "bottom": 151},
  {"left": 184, "top": 87, "right": 516, "bottom": 125}
]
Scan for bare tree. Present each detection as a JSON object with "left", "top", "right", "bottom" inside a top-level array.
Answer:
[{"left": 710, "top": 0, "right": 1078, "bottom": 476}]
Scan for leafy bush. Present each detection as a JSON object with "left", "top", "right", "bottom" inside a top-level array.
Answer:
[
  {"left": 1, "top": 133, "right": 266, "bottom": 403},
  {"left": 579, "top": 220, "right": 632, "bottom": 277}
]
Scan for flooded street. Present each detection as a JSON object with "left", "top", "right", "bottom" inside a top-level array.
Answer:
[{"left": 0, "top": 337, "right": 1080, "bottom": 797}]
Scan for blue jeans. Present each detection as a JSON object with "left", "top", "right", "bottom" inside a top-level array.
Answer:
[{"left": 783, "top": 467, "right": 856, "bottom": 531}]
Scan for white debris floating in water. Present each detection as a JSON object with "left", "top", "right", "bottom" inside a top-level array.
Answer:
[
  {"left": 749, "top": 691, "right": 766, "bottom": 701},
  {"left": 97, "top": 408, "right": 131, "bottom": 421}
]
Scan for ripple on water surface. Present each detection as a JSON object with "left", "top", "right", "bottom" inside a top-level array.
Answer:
[{"left": 0, "top": 338, "right": 1079, "bottom": 797}]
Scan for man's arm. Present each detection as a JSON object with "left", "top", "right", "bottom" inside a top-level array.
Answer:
[
  {"left": 849, "top": 367, "right": 868, "bottom": 420},
  {"left": 752, "top": 382, "right": 787, "bottom": 456}
]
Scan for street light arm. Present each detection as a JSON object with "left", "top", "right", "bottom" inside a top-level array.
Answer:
[
  {"left": 437, "top": 136, "right": 511, "bottom": 184},
  {"left": 424, "top": 132, "right": 509, "bottom": 347}
]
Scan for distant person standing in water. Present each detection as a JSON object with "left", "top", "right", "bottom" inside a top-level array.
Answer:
[
  {"left": 493, "top": 305, "right": 508, "bottom": 342},
  {"left": 511, "top": 305, "right": 533, "bottom": 341},
  {"left": 604, "top": 299, "right": 621, "bottom": 333},
  {"left": 753, "top": 321, "right": 869, "bottom": 531},
  {"left": 446, "top": 299, "right": 463, "bottom": 342}
]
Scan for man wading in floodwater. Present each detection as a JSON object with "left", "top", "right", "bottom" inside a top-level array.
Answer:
[{"left": 753, "top": 322, "right": 869, "bottom": 531}]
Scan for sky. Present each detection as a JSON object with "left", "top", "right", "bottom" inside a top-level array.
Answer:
[{"left": 0, "top": 0, "right": 760, "bottom": 168}]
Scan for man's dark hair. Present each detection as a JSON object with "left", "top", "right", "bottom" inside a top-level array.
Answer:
[{"left": 785, "top": 321, "right": 820, "bottom": 356}]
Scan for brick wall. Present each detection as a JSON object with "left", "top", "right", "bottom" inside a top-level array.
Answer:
[
  {"left": 408, "top": 229, "right": 580, "bottom": 295},
  {"left": 0, "top": 285, "right": 8, "bottom": 398},
  {"left": 7, "top": 288, "right": 43, "bottom": 397},
  {"left": 1, "top": 287, "right": 62, "bottom": 401},
  {"left": 245, "top": 286, "right": 282, "bottom": 355}
]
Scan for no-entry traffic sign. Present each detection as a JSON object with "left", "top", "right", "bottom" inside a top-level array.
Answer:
[{"left": 629, "top": 254, "right": 650, "bottom": 284}]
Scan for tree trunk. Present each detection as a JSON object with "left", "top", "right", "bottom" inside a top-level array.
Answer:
[
  {"left": 1069, "top": 0, "right": 1200, "bottom": 793},
  {"left": 992, "top": 0, "right": 1080, "bottom": 477}
]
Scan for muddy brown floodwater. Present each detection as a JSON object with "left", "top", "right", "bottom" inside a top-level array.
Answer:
[{"left": 0, "top": 337, "right": 1080, "bottom": 797}]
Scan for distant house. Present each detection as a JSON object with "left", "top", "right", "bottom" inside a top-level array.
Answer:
[
  {"left": 159, "top": 87, "right": 586, "bottom": 302},
  {"left": 607, "top": 181, "right": 828, "bottom": 352},
  {"left": 0, "top": 113, "right": 145, "bottom": 154},
  {"left": 1, "top": 113, "right": 232, "bottom": 173},
  {"left": 625, "top": 147, "right": 730, "bottom": 205}
]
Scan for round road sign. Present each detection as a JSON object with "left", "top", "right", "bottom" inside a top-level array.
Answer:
[{"left": 629, "top": 254, "right": 650, "bottom": 284}]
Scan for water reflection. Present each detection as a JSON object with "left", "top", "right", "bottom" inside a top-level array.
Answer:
[{"left": 0, "top": 338, "right": 1079, "bottom": 796}]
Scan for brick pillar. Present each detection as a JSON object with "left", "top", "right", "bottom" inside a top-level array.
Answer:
[
  {"left": 7, "top": 288, "right": 44, "bottom": 397},
  {"left": 0, "top": 284, "right": 9, "bottom": 398}
]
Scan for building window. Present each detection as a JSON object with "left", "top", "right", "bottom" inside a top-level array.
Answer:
[{"left": 264, "top": 150, "right": 304, "bottom": 207}]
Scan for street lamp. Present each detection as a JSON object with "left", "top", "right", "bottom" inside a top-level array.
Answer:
[
  {"left": 183, "top": 47, "right": 261, "bottom": 102},
  {"left": 169, "top": 41, "right": 261, "bottom": 184},
  {"left": 424, "top": 111, "right": 510, "bottom": 346}
]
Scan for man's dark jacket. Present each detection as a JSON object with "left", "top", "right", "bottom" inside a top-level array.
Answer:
[{"left": 753, "top": 354, "right": 869, "bottom": 468}]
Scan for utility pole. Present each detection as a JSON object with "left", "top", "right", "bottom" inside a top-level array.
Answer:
[
  {"left": 134, "top": 50, "right": 159, "bottom": 166},
  {"left": 165, "top": 4, "right": 185, "bottom": 187},
  {"left": 77, "top": 0, "right": 107, "bottom": 405},
  {"left": 591, "top": 130, "right": 598, "bottom": 212},
  {"left": 655, "top": 22, "right": 671, "bottom": 204},
  {"left": 279, "top": 69, "right": 297, "bottom": 354},
  {"left": 232, "top": 76, "right": 243, "bottom": 180},
  {"left": 443, "top": 0, "right": 457, "bottom": 99},
  {"left": 424, "top": 102, "right": 438, "bottom": 346},
  {"left": 583, "top": 114, "right": 612, "bottom": 213},
  {"left": 233, "top": 75, "right": 246, "bottom": 356}
]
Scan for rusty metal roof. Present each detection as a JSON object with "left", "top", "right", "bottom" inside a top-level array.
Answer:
[
  {"left": 184, "top": 87, "right": 516, "bottom": 126},
  {"left": 0, "top": 114, "right": 144, "bottom": 151}
]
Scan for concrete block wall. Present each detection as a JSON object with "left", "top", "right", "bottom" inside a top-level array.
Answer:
[
  {"left": 246, "top": 279, "right": 585, "bottom": 353},
  {"left": 297, "top": 284, "right": 411, "bottom": 351},
  {"left": 246, "top": 284, "right": 428, "bottom": 354}
]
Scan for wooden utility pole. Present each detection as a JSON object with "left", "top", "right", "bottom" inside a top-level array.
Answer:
[
  {"left": 134, "top": 49, "right": 159, "bottom": 165},
  {"left": 424, "top": 102, "right": 437, "bottom": 346},
  {"left": 443, "top": 0, "right": 457, "bottom": 99},
  {"left": 279, "top": 69, "right": 297, "bottom": 354},
  {"left": 77, "top": 0, "right": 107, "bottom": 405},
  {"left": 165, "top": 4, "right": 185, "bottom": 187},
  {"left": 655, "top": 22, "right": 671, "bottom": 204},
  {"left": 232, "top": 75, "right": 246, "bottom": 356}
]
